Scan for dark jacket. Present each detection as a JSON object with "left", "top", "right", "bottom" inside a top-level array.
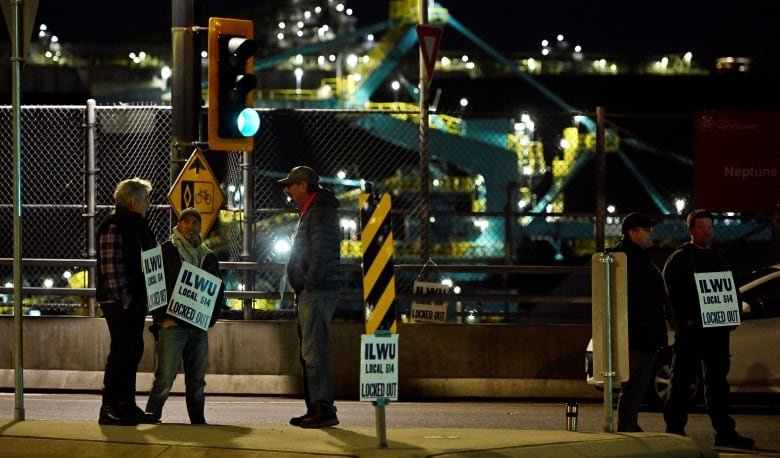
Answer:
[
  {"left": 662, "top": 241, "right": 731, "bottom": 334},
  {"left": 96, "top": 207, "right": 156, "bottom": 307},
  {"left": 287, "top": 187, "right": 343, "bottom": 293},
  {"left": 611, "top": 239, "right": 668, "bottom": 351},
  {"left": 153, "top": 240, "right": 224, "bottom": 328}
]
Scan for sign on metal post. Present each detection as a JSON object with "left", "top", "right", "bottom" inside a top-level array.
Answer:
[
  {"left": 360, "top": 333, "right": 399, "bottom": 401},
  {"left": 591, "top": 251, "right": 628, "bottom": 433},
  {"left": 168, "top": 148, "right": 226, "bottom": 238},
  {"left": 360, "top": 191, "right": 397, "bottom": 334},
  {"left": 359, "top": 189, "right": 398, "bottom": 448},
  {"left": 1, "top": 0, "right": 39, "bottom": 59},
  {"left": 416, "top": 24, "right": 442, "bottom": 82}
]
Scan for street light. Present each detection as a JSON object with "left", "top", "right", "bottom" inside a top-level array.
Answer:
[
  {"left": 391, "top": 80, "right": 400, "bottom": 102},
  {"left": 294, "top": 67, "right": 303, "bottom": 93}
]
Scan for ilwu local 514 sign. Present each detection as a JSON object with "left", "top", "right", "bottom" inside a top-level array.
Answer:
[
  {"left": 694, "top": 271, "right": 740, "bottom": 328},
  {"left": 410, "top": 280, "right": 448, "bottom": 323},
  {"left": 359, "top": 334, "right": 398, "bottom": 401},
  {"left": 168, "top": 263, "right": 222, "bottom": 331},
  {"left": 142, "top": 246, "right": 167, "bottom": 311},
  {"left": 143, "top": 249, "right": 221, "bottom": 331}
]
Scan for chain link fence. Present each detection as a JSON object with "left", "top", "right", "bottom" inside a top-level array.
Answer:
[{"left": 1, "top": 104, "right": 776, "bottom": 320}]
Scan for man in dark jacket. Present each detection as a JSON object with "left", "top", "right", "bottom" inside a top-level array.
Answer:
[
  {"left": 663, "top": 209, "right": 753, "bottom": 449},
  {"left": 144, "top": 207, "right": 224, "bottom": 424},
  {"left": 278, "top": 166, "right": 342, "bottom": 428},
  {"left": 611, "top": 212, "right": 668, "bottom": 432},
  {"left": 96, "top": 177, "right": 158, "bottom": 426}
]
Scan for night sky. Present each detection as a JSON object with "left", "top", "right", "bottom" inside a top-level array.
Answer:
[{"left": 13, "top": 0, "right": 779, "bottom": 71}]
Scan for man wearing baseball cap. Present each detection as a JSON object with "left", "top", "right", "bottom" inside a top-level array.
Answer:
[
  {"left": 144, "top": 207, "right": 225, "bottom": 424},
  {"left": 278, "top": 166, "right": 343, "bottom": 428},
  {"left": 611, "top": 212, "right": 668, "bottom": 432}
]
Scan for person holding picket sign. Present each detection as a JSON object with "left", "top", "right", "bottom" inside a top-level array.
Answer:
[
  {"left": 144, "top": 207, "right": 225, "bottom": 424},
  {"left": 662, "top": 209, "right": 753, "bottom": 449}
]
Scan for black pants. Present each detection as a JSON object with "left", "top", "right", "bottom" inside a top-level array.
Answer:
[
  {"left": 101, "top": 302, "right": 146, "bottom": 409},
  {"left": 664, "top": 328, "right": 735, "bottom": 435}
]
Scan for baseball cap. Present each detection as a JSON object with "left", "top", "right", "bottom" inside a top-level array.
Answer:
[
  {"left": 179, "top": 207, "right": 201, "bottom": 222},
  {"left": 621, "top": 212, "right": 658, "bottom": 235},
  {"left": 277, "top": 166, "right": 319, "bottom": 187}
]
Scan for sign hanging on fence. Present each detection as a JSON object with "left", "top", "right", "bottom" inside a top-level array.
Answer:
[
  {"left": 410, "top": 280, "right": 448, "bottom": 323},
  {"left": 694, "top": 271, "right": 740, "bottom": 328},
  {"left": 359, "top": 333, "right": 399, "bottom": 401},
  {"left": 142, "top": 245, "right": 167, "bottom": 311}
]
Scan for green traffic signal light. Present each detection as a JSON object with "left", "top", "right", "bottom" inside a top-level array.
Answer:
[
  {"left": 237, "top": 108, "right": 260, "bottom": 137},
  {"left": 208, "top": 17, "right": 257, "bottom": 151}
]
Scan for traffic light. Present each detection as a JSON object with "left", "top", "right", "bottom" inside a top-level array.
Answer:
[{"left": 207, "top": 17, "right": 260, "bottom": 151}]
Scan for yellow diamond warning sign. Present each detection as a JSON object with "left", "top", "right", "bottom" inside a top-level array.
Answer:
[{"left": 168, "top": 148, "right": 225, "bottom": 237}]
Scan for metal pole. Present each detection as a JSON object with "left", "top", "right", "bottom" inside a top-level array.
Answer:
[
  {"left": 241, "top": 150, "right": 255, "bottom": 320},
  {"left": 595, "top": 107, "right": 606, "bottom": 252},
  {"left": 85, "top": 99, "right": 97, "bottom": 317},
  {"left": 600, "top": 251, "right": 615, "bottom": 432},
  {"left": 10, "top": 0, "right": 25, "bottom": 421},
  {"left": 171, "top": 0, "right": 200, "bottom": 213},
  {"left": 418, "top": 0, "right": 430, "bottom": 262},
  {"left": 374, "top": 397, "right": 388, "bottom": 448}
]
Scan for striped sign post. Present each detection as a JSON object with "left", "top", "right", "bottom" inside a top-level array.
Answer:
[
  {"left": 360, "top": 191, "right": 397, "bottom": 334},
  {"left": 359, "top": 190, "right": 397, "bottom": 448}
]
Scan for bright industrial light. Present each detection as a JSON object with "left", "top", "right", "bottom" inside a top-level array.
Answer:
[
  {"left": 473, "top": 219, "right": 489, "bottom": 231},
  {"left": 607, "top": 205, "right": 616, "bottom": 213},
  {"left": 557, "top": 34, "right": 564, "bottom": 42},
  {"left": 273, "top": 239, "right": 291, "bottom": 255},
  {"left": 340, "top": 218, "right": 357, "bottom": 232},
  {"left": 675, "top": 198, "right": 686, "bottom": 214},
  {"left": 337, "top": 170, "right": 347, "bottom": 180},
  {"left": 62, "top": 270, "right": 72, "bottom": 280},
  {"left": 391, "top": 80, "right": 400, "bottom": 90},
  {"left": 278, "top": 21, "right": 286, "bottom": 29},
  {"left": 161, "top": 66, "right": 172, "bottom": 79},
  {"left": 459, "top": 98, "right": 469, "bottom": 107},
  {"left": 441, "top": 278, "right": 454, "bottom": 287},
  {"left": 43, "top": 278, "right": 54, "bottom": 288}
]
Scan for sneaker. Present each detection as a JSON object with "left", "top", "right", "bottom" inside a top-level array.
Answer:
[
  {"left": 714, "top": 431, "right": 754, "bottom": 449},
  {"left": 298, "top": 409, "right": 339, "bottom": 429}
]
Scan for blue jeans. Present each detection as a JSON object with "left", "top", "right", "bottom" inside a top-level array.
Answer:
[
  {"left": 145, "top": 324, "right": 209, "bottom": 423},
  {"left": 296, "top": 289, "right": 339, "bottom": 414}
]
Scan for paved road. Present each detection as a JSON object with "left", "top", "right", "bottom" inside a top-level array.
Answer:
[{"left": 1, "top": 393, "right": 779, "bottom": 456}]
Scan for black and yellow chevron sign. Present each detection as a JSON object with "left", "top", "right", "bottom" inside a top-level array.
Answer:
[{"left": 360, "top": 192, "right": 397, "bottom": 334}]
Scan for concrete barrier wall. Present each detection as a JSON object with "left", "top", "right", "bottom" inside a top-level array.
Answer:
[{"left": 0, "top": 317, "right": 597, "bottom": 399}]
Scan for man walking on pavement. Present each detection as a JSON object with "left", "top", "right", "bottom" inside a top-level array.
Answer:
[{"left": 278, "top": 166, "right": 343, "bottom": 428}]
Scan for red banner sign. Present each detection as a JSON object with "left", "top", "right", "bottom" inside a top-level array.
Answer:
[{"left": 694, "top": 111, "right": 780, "bottom": 215}]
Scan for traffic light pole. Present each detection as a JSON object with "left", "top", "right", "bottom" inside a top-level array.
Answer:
[{"left": 171, "top": 0, "right": 202, "bottom": 207}]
